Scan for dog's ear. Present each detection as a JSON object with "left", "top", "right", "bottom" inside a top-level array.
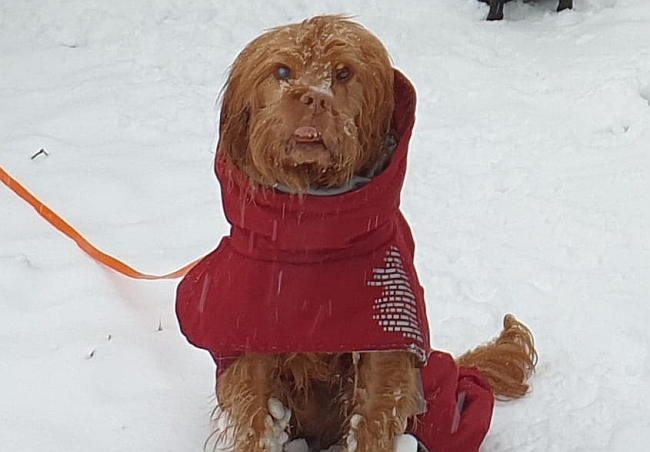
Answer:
[
  {"left": 218, "top": 63, "right": 251, "bottom": 168},
  {"left": 352, "top": 33, "right": 395, "bottom": 175}
]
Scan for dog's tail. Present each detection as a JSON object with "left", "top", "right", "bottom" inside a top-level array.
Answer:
[{"left": 456, "top": 314, "right": 537, "bottom": 400}]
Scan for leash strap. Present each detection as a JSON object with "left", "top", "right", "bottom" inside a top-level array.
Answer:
[{"left": 0, "top": 165, "right": 197, "bottom": 280}]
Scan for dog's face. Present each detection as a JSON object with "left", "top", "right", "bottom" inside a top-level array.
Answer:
[{"left": 219, "top": 15, "right": 395, "bottom": 193}]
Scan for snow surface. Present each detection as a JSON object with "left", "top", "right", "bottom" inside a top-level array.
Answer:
[{"left": 1, "top": 0, "right": 649, "bottom": 451}]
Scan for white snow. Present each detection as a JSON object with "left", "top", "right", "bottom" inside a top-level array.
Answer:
[
  {"left": 345, "top": 413, "right": 361, "bottom": 452},
  {"left": 264, "top": 398, "right": 291, "bottom": 452},
  {"left": 1, "top": 0, "right": 649, "bottom": 451}
]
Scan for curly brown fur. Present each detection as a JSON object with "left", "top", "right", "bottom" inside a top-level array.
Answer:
[
  {"left": 219, "top": 15, "right": 395, "bottom": 193},
  {"left": 215, "top": 351, "right": 421, "bottom": 452},
  {"left": 214, "top": 354, "right": 283, "bottom": 452},
  {"left": 211, "top": 15, "right": 537, "bottom": 452},
  {"left": 457, "top": 314, "right": 538, "bottom": 400},
  {"left": 349, "top": 352, "right": 422, "bottom": 452}
]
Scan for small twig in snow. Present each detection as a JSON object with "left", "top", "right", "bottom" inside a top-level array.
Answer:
[{"left": 30, "top": 148, "right": 49, "bottom": 160}]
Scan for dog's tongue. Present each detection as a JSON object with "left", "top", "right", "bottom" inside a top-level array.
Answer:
[{"left": 293, "top": 126, "right": 322, "bottom": 143}]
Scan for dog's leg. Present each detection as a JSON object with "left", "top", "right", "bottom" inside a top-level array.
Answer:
[
  {"left": 346, "top": 351, "right": 421, "bottom": 452},
  {"left": 217, "top": 354, "right": 291, "bottom": 452},
  {"left": 557, "top": 0, "right": 573, "bottom": 12},
  {"left": 487, "top": 0, "right": 505, "bottom": 21}
]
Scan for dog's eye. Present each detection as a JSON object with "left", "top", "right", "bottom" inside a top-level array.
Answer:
[
  {"left": 276, "top": 65, "right": 292, "bottom": 80},
  {"left": 335, "top": 65, "right": 352, "bottom": 82}
]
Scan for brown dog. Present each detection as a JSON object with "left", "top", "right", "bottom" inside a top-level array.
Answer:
[{"left": 183, "top": 15, "right": 537, "bottom": 452}]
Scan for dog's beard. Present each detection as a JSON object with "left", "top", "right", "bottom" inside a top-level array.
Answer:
[{"left": 245, "top": 110, "right": 365, "bottom": 193}]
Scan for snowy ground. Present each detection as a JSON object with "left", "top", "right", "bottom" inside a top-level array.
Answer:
[{"left": 1, "top": 0, "right": 649, "bottom": 451}]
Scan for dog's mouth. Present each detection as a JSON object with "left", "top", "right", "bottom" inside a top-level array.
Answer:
[
  {"left": 285, "top": 126, "right": 332, "bottom": 166},
  {"left": 293, "top": 126, "right": 323, "bottom": 144}
]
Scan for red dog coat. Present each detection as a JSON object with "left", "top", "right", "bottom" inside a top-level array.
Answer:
[{"left": 176, "top": 71, "right": 494, "bottom": 452}]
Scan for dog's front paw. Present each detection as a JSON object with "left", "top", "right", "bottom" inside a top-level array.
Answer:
[
  {"left": 260, "top": 398, "right": 292, "bottom": 452},
  {"left": 345, "top": 414, "right": 364, "bottom": 452}
]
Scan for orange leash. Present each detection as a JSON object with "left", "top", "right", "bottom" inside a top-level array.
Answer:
[{"left": 0, "top": 165, "right": 198, "bottom": 280}]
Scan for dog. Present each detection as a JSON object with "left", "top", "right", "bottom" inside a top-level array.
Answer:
[
  {"left": 175, "top": 15, "right": 537, "bottom": 452},
  {"left": 480, "top": 0, "right": 573, "bottom": 21}
]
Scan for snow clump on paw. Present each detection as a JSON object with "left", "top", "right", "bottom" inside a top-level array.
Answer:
[
  {"left": 261, "top": 398, "right": 292, "bottom": 452},
  {"left": 345, "top": 414, "right": 364, "bottom": 452}
]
